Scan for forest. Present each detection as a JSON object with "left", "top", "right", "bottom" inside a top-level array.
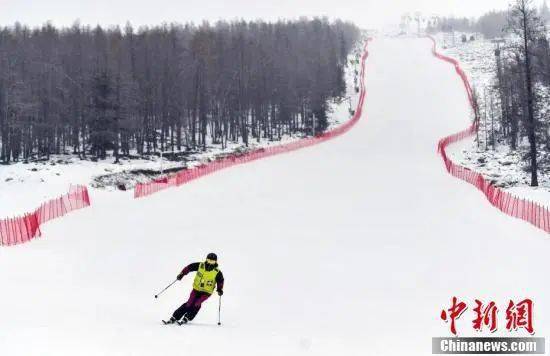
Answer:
[{"left": 0, "top": 19, "right": 360, "bottom": 163}]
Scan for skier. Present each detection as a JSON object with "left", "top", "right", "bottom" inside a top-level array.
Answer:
[{"left": 164, "top": 253, "right": 224, "bottom": 325}]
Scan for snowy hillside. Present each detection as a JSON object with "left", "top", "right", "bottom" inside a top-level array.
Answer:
[
  {"left": 1, "top": 37, "right": 548, "bottom": 356},
  {"left": 0, "top": 41, "right": 365, "bottom": 218},
  {"left": 433, "top": 33, "right": 550, "bottom": 206}
]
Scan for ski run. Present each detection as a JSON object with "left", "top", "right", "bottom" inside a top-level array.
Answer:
[{"left": 1, "top": 37, "right": 549, "bottom": 356}]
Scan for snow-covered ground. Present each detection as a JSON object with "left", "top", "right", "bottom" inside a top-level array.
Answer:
[
  {"left": 433, "top": 32, "right": 550, "bottom": 207},
  {"left": 0, "top": 43, "right": 364, "bottom": 218},
  {"left": 1, "top": 38, "right": 548, "bottom": 356}
]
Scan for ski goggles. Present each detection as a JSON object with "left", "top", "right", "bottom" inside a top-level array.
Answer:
[{"left": 206, "top": 259, "right": 217, "bottom": 264}]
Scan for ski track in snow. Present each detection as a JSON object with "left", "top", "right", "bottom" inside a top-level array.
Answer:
[{"left": 0, "top": 38, "right": 549, "bottom": 356}]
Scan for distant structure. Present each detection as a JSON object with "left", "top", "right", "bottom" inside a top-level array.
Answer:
[{"left": 399, "top": 11, "right": 435, "bottom": 35}]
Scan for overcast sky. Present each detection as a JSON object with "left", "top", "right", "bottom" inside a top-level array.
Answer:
[{"left": 0, "top": 0, "right": 540, "bottom": 29}]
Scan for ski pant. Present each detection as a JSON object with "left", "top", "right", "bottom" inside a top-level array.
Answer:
[{"left": 172, "top": 289, "right": 211, "bottom": 321}]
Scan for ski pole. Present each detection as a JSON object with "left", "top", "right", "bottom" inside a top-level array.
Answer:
[
  {"left": 217, "top": 296, "right": 222, "bottom": 326},
  {"left": 154, "top": 279, "right": 177, "bottom": 299}
]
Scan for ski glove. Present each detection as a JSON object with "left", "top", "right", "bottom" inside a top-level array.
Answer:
[
  {"left": 177, "top": 273, "right": 185, "bottom": 281},
  {"left": 217, "top": 289, "right": 224, "bottom": 296}
]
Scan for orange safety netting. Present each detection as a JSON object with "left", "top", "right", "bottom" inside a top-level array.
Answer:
[{"left": 0, "top": 185, "right": 91, "bottom": 246}]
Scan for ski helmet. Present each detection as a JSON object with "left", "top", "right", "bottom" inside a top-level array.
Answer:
[{"left": 206, "top": 252, "right": 218, "bottom": 261}]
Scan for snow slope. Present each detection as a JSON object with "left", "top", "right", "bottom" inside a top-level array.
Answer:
[{"left": 1, "top": 38, "right": 549, "bottom": 356}]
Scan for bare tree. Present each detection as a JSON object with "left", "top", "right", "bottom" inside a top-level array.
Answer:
[
  {"left": 508, "top": 0, "right": 544, "bottom": 186},
  {"left": 0, "top": 19, "right": 361, "bottom": 163}
]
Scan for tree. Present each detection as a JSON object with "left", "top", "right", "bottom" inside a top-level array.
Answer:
[
  {"left": 477, "top": 11, "right": 508, "bottom": 38},
  {"left": 0, "top": 19, "right": 361, "bottom": 164},
  {"left": 508, "top": 0, "right": 545, "bottom": 186}
]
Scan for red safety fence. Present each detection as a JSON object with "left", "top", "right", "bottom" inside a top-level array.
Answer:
[
  {"left": 0, "top": 185, "right": 91, "bottom": 246},
  {"left": 428, "top": 35, "right": 550, "bottom": 234},
  {"left": 134, "top": 39, "right": 372, "bottom": 199}
]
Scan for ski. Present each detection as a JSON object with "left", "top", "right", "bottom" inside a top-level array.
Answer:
[{"left": 161, "top": 318, "right": 188, "bottom": 325}]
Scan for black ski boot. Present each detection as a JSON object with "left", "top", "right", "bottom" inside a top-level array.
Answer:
[
  {"left": 162, "top": 317, "right": 178, "bottom": 325},
  {"left": 177, "top": 316, "right": 189, "bottom": 325}
]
